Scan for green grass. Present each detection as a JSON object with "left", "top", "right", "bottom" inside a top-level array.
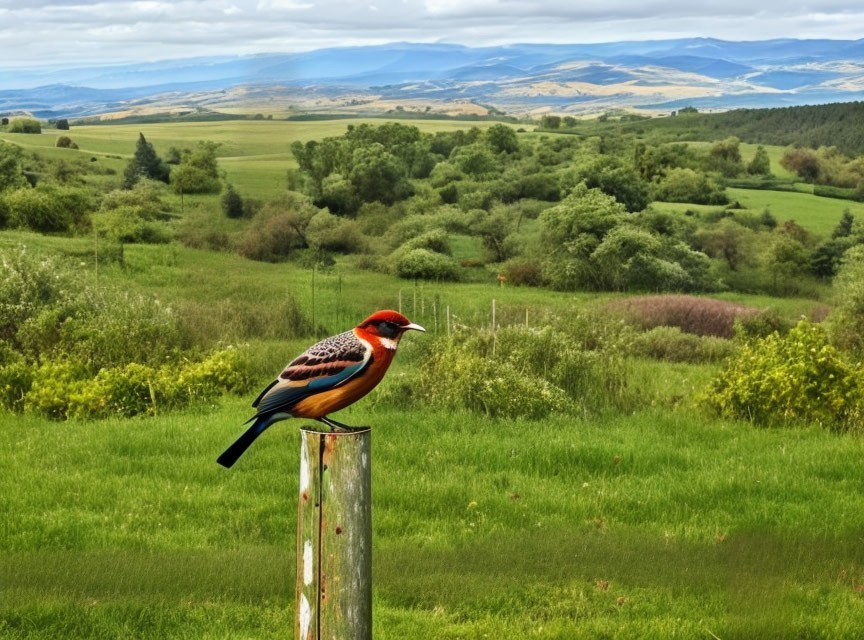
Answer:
[
  {"left": 2, "top": 118, "right": 861, "bottom": 637},
  {"left": 4, "top": 402, "right": 864, "bottom": 638},
  {"left": 1, "top": 119, "right": 501, "bottom": 200},
  {"left": 725, "top": 187, "right": 864, "bottom": 236}
]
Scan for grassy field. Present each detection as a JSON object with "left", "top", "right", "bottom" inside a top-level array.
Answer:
[
  {"left": 3, "top": 117, "right": 864, "bottom": 638},
  {"left": 1, "top": 229, "right": 861, "bottom": 638},
  {"left": 726, "top": 187, "right": 864, "bottom": 236},
  {"left": 1, "top": 119, "right": 501, "bottom": 200},
  {"left": 4, "top": 400, "right": 864, "bottom": 639}
]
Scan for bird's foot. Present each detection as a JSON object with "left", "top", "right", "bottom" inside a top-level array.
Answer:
[{"left": 318, "top": 416, "right": 367, "bottom": 433}]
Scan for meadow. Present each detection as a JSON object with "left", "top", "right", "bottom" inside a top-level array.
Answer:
[{"left": 2, "top": 116, "right": 864, "bottom": 638}]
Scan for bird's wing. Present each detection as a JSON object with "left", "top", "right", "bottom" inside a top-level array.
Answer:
[{"left": 252, "top": 330, "right": 371, "bottom": 417}]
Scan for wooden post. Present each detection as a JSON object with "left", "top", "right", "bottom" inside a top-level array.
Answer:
[{"left": 296, "top": 428, "right": 372, "bottom": 640}]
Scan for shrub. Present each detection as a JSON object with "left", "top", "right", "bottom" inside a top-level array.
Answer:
[
  {"left": 9, "top": 118, "right": 41, "bottom": 134},
  {"left": 393, "top": 248, "right": 460, "bottom": 281},
  {"left": 221, "top": 184, "right": 245, "bottom": 218},
  {"left": 3, "top": 187, "right": 74, "bottom": 232},
  {"left": 502, "top": 257, "right": 545, "bottom": 287},
  {"left": 0, "top": 359, "right": 33, "bottom": 412},
  {"left": 420, "top": 336, "right": 573, "bottom": 419},
  {"left": 17, "top": 347, "right": 253, "bottom": 420},
  {"left": 828, "top": 245, "right": 864, "bottom": 356},
  {"left": 632, "top": 326, "right": 736, "bottom": 363},
  {"left": 305, "top": 210, "right": 367, "bottom": 253},
  {"left": 703, "top": 321, "right": 864, "bottom": 431},
  {"left": 55, "top": 136, "right": 79, "bottom": 149},
  {"left": 0, "top": 247, "right": 70, "bottom": 347},
  {"left": 419, "top": 323, "right": 632, "bottom": 419},
  {"left": 605, "top": 295, "right": 760, "bottom": 338}
]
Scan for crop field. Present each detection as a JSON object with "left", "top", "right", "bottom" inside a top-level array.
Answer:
[{"left": 2, "top": 116, "right": 864, "bottom": 638}]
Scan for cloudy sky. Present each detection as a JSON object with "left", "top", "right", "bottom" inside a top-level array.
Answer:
[{"left": 1, "top": 0, "right": 863, "bottom": 69}]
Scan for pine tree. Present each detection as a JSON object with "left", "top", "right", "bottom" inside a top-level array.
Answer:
[
  {"left": 221, "top": 184, "right": 244, "bottom": 218},
  {"left": 122, "top": 133, "right": 170, "bottom": 189}
]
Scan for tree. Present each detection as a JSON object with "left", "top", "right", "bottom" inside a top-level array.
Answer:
[
  {"left": 780, "top": 147, "right": 821, "bottom": 182},
  {"left": 747, "top": 145, "right": 771, "bottom": 176},
  {"left": 55, "top": 119, "right": 70, "bottom": 131},
  {"left": 9, "top": 118, "right": 41, "bottom": 134},
  {"left": 581, "top": 161, "right": 650, "bottom": 212},
  {"left": 707, "top": 136, "right": 744, "bottom": 177},
  {"left": 0, "top": 142, "right": 28, "bottom": 192},
  {"left": 652, "top": 168, "right": 727, "bottom": 205},
  {"left": 540, "top": 115, "right": 561, "bottom": 129},
  {"left": 540, "top": 183, "right": 627, "bottom": 290},
  {"left": 470, "top": 210, "right": 515, "bottom": 263},
  {"left": 348, "top": 143, "right": 412, "bottom": 206},
  {"left": 221, "top": 184, "right": 245, "bottom": 218},
  {"left": 171, "top": 141, "right": 221, "bottom": 195},
  {"left": 832, "top": 209, "right": 855, "bottom": 239},
  {"left": 692, "top": 218, "right": 756, "bottom": 272},
  {"left": 485, "top": 124, "right": 519, "bottom": 154},
  {"left": 55, "top": 136, "right": 78, "bottom": 149},
  {"left": 123, "top": 133, "right": 170, "bottom": 189}
]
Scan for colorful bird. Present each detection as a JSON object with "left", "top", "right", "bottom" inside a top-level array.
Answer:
[{"left": 217, "top": 309, "right": 424, "bottom": 468}]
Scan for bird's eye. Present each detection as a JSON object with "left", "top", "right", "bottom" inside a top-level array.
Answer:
[{"left": 377, "top": 321, "right": 400, "bottom": 338}]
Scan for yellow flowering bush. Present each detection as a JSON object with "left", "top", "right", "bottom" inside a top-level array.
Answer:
[{"left": 704, "top": 320, "right": 864, "bottom": 431}]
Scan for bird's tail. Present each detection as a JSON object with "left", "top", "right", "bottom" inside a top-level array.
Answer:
[{"left": 216, "top": 414, "right": 273, "bottom": 468}]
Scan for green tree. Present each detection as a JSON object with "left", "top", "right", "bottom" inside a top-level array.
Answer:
[
  {"left": 123, "top": 133, "right": 170, "bottom": 189},
  {"left": 540, "top": 115, "right": 561, "bottom": 129},
  {"left": 832, "top": 209, "right": 855, "bottom": 239},
  {"left": 706, "top": 136, "right": 743, "bottom": 177},
  {"left": 652, "top": 168, "right": 727, "bottom": 205},
  {"left": 55, "top": 136, "right": 78, "bottom": 149},
  {"left": 540, "top": 183, "right": 627, "bottom": 290},
  {"left": 9, "top": 118, "right": 41, "bottom": 134},
  {"left": 485, "top": 124, "right": 519, "bottom": 154},
  {"left": 829, "top": 245, "right": 864, "bottom": 355},
  {"left": 171, "top": 141, "right": 221, "bottom": 195},
  {"left": 348, "top": 143, "right": 412, "bottom": 206},
  {"left": 0, "top": 142, "right": 28, "bottom": 193},
  {"left": 581, "top": 161, "right": 650, "bottom": 212},
  {"left": 747, "top": 145, "right": 771, "bottom": 176},
  {"left": 692, "top": 218, "right": 756, "bottom": 272},
  {"left": 221, "top": 184, "right": 245, "bottom": 218}
]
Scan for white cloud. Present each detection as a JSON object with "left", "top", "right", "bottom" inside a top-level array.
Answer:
[{"left": 0, "top": 0, "right": 862, "bottom": 68}]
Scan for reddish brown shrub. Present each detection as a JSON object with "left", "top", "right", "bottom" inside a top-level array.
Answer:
[{"left": 604, "top": 295, "right": 760, "bottom": 338}]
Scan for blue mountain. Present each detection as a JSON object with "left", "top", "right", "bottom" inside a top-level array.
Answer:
[{"left": 1, "top": 38, "right": 863, "bottom": 118}]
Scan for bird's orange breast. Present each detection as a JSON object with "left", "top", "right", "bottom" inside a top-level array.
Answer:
[{"left": 289, "top": 344, "right": 395, "bottom": 419}]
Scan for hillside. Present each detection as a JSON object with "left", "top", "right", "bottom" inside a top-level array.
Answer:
[{"left": 2, "top": 39, "right": 864, "bottom": 120}]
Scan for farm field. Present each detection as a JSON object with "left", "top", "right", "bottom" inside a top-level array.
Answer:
[{"left": 3, "top": 114, "right": 864, "bottom": 638}]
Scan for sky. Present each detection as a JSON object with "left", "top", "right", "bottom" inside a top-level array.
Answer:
[{"left": 1, "top": 0, "right": 863, "bottom": 69}]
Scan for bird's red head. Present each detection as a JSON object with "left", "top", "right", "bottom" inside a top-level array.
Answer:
[{"left": 357, "top": 310, "right": 425, "bottom": 339}]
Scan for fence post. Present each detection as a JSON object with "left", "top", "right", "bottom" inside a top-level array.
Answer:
[{"left": 296, "top": 427, "right": 372, "bottom": 640}]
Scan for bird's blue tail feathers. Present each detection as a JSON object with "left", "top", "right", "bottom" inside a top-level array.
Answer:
[{"left": 216, "top": 414, "right": 275, "bottom": 468}]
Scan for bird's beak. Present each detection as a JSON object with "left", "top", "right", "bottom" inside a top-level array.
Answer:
[{"left": 402, "top": 322, "right": 426, "bottom": 333}]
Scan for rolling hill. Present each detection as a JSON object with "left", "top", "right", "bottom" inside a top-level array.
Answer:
[{"left": 2, "top": 38, "right": 864, "bottom": 120}]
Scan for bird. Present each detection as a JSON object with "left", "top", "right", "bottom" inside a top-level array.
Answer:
[{"left": 217, "top": 309, "right": 425, "bottom": 468}]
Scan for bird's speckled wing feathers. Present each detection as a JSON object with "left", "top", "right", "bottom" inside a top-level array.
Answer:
[{"left": 251, "top": 329, "right": 371, "bottom": 417}]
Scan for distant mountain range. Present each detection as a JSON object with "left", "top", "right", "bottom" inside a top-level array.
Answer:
[{"left": 2, "top": 38, "right": 864, "bottom": 120}]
